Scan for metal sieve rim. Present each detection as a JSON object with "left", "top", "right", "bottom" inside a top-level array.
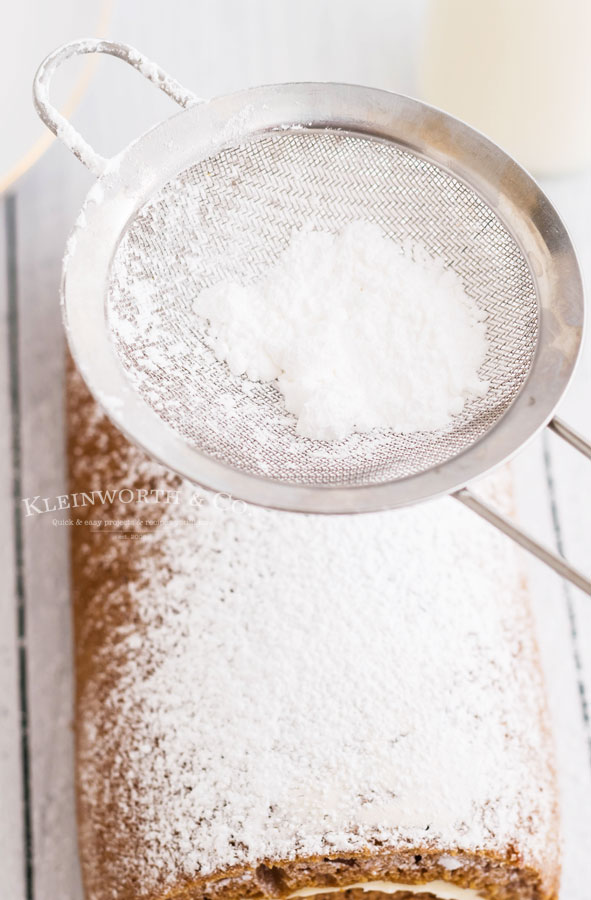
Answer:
[{"left": 61, "top": 81, "right": 584, "bottom": 514}]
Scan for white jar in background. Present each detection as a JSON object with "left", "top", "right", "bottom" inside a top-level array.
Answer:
[{"left": 418, "top": 0, "right": 591, "bottom": 176}]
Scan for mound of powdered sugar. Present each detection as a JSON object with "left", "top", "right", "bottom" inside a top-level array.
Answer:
[{"left": 193, "top": 221, "right": 489, "bottom": 440}]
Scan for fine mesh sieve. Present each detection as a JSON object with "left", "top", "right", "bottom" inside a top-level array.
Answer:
[
  {"left": 108, "top": 131, "right": 538, "bottom": 487},
  {"left": 34, "top": 40, "right": 590, "bottom": 593}
]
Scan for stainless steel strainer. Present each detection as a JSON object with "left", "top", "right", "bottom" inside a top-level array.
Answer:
[{"left": 34, "top": 40, "right": 590, "bottom": 593}]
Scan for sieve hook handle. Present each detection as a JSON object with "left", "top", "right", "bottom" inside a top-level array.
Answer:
[
  {"left": 454, "top": 417, "right": 591, "bottom": 595},
  {"left": 33, "top": 39, "right": 200, "bottom": 177}
]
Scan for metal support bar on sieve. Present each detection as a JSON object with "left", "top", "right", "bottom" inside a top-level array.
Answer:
[{"left": 454, "top": 416, "right": 591, "bottom": 596}]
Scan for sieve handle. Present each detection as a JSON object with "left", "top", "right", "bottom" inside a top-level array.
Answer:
[
  {"left": 454, "top": 417, "right": 591, "bottom": 595},
  {"left": 33, "top": 39, "right": 200, "bottom": 177}
]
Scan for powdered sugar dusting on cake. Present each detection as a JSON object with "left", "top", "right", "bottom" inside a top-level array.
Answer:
[{"left": 69, "top": 375, "right": 557, "bottom": 899}]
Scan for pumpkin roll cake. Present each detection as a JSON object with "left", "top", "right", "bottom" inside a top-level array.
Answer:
[{"left": 67, "top": 365, "right": 559, "bottom": 900}]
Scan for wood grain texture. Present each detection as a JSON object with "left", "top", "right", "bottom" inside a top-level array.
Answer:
[
  {"left": 2, "top": 144, "right": 91, "bottom": 900},
  {"left": 0, "top": 194, "right": 27, "bottom": 900}
]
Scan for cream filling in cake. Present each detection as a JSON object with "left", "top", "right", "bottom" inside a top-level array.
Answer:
[{"left": 287, "top": 880, "right": 483, "bottom": 900}]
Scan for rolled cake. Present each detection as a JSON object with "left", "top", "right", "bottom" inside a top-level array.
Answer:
[{"left": 68, "top": 363, "right": 560, "bottom": 900}]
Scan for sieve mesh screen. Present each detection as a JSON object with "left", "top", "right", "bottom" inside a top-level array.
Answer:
[{"left": 107, "top": 129, "right": 538, "bottom": 487}]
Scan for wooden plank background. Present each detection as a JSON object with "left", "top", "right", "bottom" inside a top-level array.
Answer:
[{"left": 1, "top": 3, "right": 589, "bottom": 898}]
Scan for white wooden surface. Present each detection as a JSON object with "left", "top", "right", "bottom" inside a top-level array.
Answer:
[
  {"left": 1, "top": 3, "right": 589, "bottom": 899},
  {"left": 510, "top": 172, "right": 591, "bottom": 900}
]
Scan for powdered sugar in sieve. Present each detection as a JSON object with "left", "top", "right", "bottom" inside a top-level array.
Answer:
[{"left": 107, "top": 130, "right": 537, "bottom": 487}]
